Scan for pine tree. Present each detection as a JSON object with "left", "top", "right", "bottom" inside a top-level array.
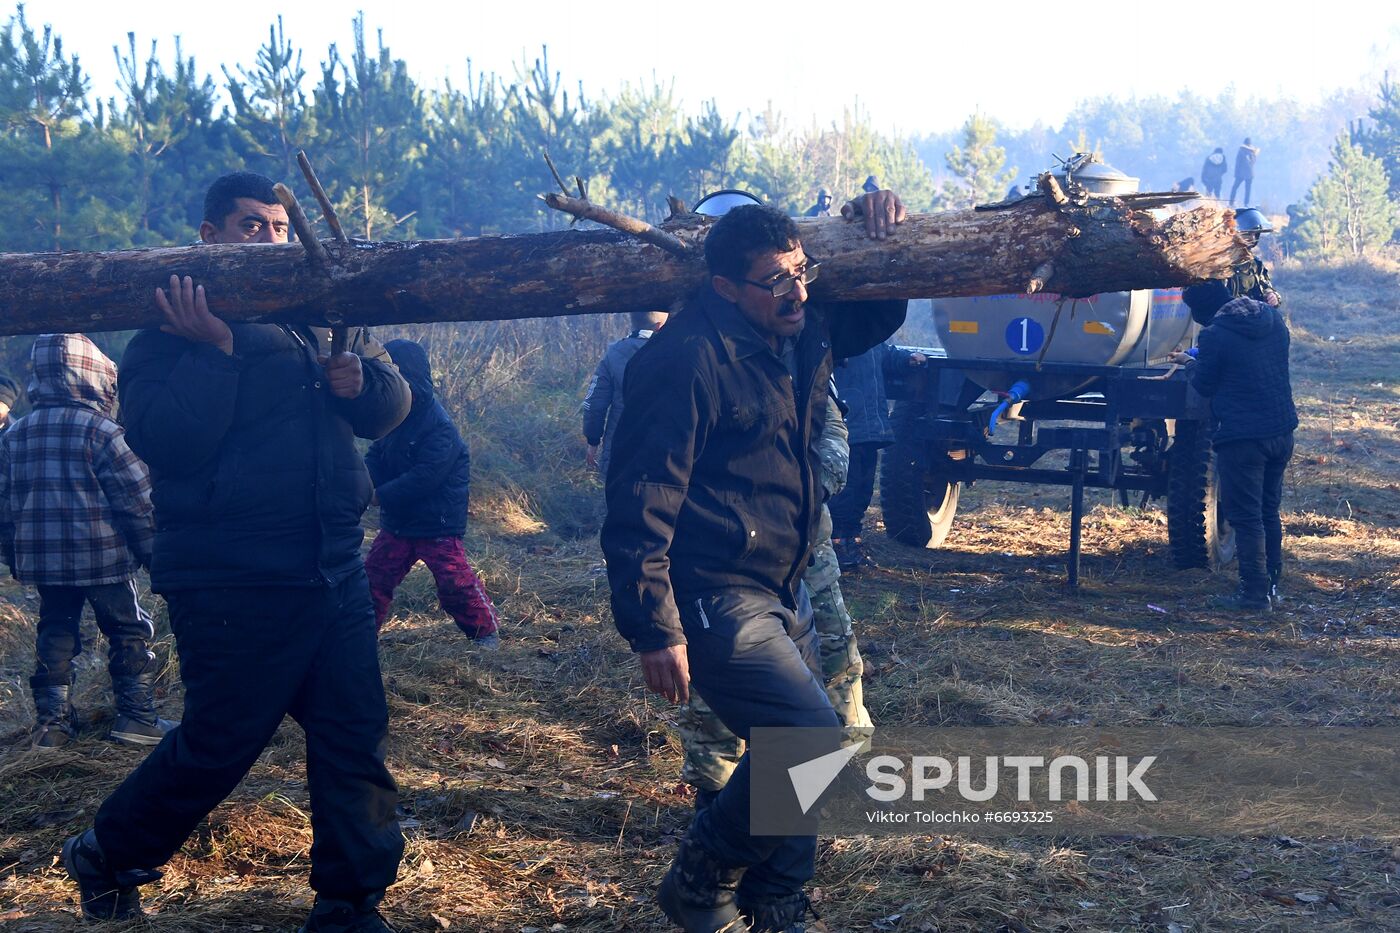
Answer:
[
  {"left": 113, "top": 33, "right": 229, "bottom": 244},
  {"left": 0, "top": 5, "right": 128, "bottom": 250},
  {"left": 419, "top": 64, "right": 525, "bottom": 236},
  {"left": 224, "top": 18, "right": 320, "bottom": 184},
  {"left": 936, "top": 113, "right": 1016, "bottom": 210},
  {"left": 1357, "top": 72, "right": 1400, "bottom": 201},
  {"left": 315, "top": 14, "right": 424, "bottom": 240},
  {"left": 1294, "top": 133, "right": 1398, "bottom": 259}
]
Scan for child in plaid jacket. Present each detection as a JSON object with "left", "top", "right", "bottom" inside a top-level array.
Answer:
[{"left": 0, "top": 334, "right": 175, "bottom": 748}]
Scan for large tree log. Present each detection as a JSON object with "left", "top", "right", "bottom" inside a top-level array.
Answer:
[{"left": 0, "top": 192, "right": 1246, "bottom": 336}]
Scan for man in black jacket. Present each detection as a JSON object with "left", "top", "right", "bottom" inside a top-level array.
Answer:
[
  {"left": 62, "top": 172, "right": 411, "bottom": 931},
  {"left": 1177, "top": 281, "right": 1298, "bottom": 613},
  {"left": 602, "top": 196, "right": 907, "bottom": 932}
]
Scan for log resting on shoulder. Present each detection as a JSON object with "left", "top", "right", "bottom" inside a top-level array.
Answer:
[{"left": 0, "top": 193, "right": 1247, "bottom": 336}]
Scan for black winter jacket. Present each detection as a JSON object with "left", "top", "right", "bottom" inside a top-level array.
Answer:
[
  {"left": 119, "top": 324, "right": 410, "bottom": 591},
  {"left": 366, "top": 340, "right": 472, "bottom": 538},
  {"left": 601, "top": 286, "right": 905, "bottom": 653},
  {"left": 1189, "top": 297, "right": 1298, "bottom": 446}
]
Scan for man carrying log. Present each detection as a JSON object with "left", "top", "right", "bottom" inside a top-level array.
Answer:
[
  {"left": 61, "top": 171, "right": 411, "bottom": 931},
  {"left": 602, "top": 192, "right": 907, "bottom": 932}
]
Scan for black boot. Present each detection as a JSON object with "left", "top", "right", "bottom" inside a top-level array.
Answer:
[
  {"left": 61, "top": 828, "right": 162, "bottom": 920},
  {"left": 741, "top": 891, "right": 818, "bottom": 932},
  {"left": 694, "top": 788, "right": 721, "bottom": 814},
  {"left": 31, "top": 683, "right": 75, "bottom": 749},
  {"left": 1208, "top": 589, "right": 1273, "bottom": 615},
  {"left": 657, "top": 836, "right": 750, "bottom": 933},
  {"left": 110, "top": 670, "right": 179, "bottom": 747},
  {"left": 299, "top": 894, "right": 396, "bottom": 932}
]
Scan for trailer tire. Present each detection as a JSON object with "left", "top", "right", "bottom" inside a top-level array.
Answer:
[
  {"left": 880, "top": 444, "right": 961, "bottom": 549},
  {"left": 1166, "top": 419, "right": 1235, "bottom": 570}
]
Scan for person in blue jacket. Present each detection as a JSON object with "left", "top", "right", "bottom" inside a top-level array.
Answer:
[
  {"left": 365, "top": 339, "right": 499, "bottom": 644},
  {"left": 829, "top": 341, "right": 926, "bottom": 570}
]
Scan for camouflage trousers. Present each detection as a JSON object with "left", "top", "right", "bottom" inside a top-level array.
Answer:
[{"left": 676, "top": 504, "right": 873, "bottom": 792}]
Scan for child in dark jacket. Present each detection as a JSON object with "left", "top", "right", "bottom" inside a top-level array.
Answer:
[
  {"left": 1178, "top": 281, "right": 1298, "bottom": 613},
  {"left": 364, "top": 339, "right": 499, "bottom": 643},
  {"left": 0, "top": 334, "right": 176, "bottom": 747}
]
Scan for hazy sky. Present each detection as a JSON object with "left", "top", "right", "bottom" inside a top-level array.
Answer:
[{"left": 23, "top": 1, "right": 1400, "bottom": 135}]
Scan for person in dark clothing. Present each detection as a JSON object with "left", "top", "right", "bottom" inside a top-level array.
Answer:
[
  {"left": 61, "top": 171, "right": 411, "bottom": 931},
  {"left": 1201, "top": 147, "right": 1228, "bottom": 198},
  {"left": 582, "top": 310, "right": 668, "bottom": 477},
  {"left": 803, "top": 187, "right": 833, "bottom": 217},
  {"left": 828, "top": 341, "right": 926, "bottom": 570},
  {"left": 603, "top": 194, "right": 907, "bottom": 932},
  {"left": 1176, "top": 281, "right": 1297, "bottom": 613},
  {"left": 1229, "top": 138, "right": 1259, "bottom": 206},
  {"left": 365, "top": 338, "right": 498, "bottom": 644},
  {"left": 0, "top": 334, "right": 173, "bottom": 748}
]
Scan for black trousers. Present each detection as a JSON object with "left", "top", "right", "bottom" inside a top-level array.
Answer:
[
  {"left": 829, "top": 443, "right": 881, "bottom": 540},
  {"left": 95, "top": 572, "right": 403, "bottom": 901},
  {"left": 681, "top": 586, "right": 840, "bottom": 903},
  {"left": 32, "top": 581, "right": 154, "bottom": 689},
  {"left": 1230, "top": 176, "right": 1253, "bottom": 205},
  {"left": 1216, "top": 432, "right": 1294, "bottom": 598}
]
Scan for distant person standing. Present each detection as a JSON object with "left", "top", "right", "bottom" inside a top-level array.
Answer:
[
  {"left": 804, "top": 187, "right": 834, "bottom": 217},
  {"left": 1230, "top": 138, "right": 1259, "bottom": 206},
  {"left": 581, "top": 310, "right": 667, "bottom": 477},
  {"left": 862, "top": 174, "right": 881, "bottom": 194},
  {"left": 1201, "top": 147, "right": 1228, "bottom": 198}
]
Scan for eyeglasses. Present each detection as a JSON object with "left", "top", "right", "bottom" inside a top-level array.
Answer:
[{"left": 741, "top": 262, "right": 820, "bottom": 298}]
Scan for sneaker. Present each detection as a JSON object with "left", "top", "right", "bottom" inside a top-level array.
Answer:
[
  {"left": 109, "top": 715, "right": 179, "bottom": 747},
  {"left": 61, "top": 828, "right": 161, "bottom": 920},
  {"left": 1208, "top": 591, "right": 1273, "bottom": 614},
  {"left": 471, "top": 632, "right": 501, "bottom": 650},
  {"left": 299, "top": 896, "right": 396, "bottom": 932}
]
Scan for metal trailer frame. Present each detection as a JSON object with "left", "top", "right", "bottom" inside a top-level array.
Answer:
[{"left": 884, "top": 352, "right": 1212, "bottom": 587}]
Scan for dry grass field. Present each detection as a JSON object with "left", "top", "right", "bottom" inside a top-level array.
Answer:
[{"left": 1, "top": 257, "right": 1397, "bottom": 931}]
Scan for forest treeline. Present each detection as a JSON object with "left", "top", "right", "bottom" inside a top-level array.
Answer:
[{"left": 2, "top": 6, "right": 1397, "bottom": 259}]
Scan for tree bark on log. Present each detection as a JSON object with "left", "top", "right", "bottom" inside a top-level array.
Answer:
[{"left": 0, "top": 194, "right": 1246, "bottom": 336}]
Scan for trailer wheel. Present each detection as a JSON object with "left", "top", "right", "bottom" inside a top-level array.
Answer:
[
  {"left": 1166, "top": 419, "right": 1235, "bottom": 570},
  {"left": 880, "top": 444, "right": 961, "bottom": 548}
]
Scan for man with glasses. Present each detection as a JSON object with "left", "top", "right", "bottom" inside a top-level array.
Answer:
[{"left": 602, "top": 192, "right": 906, "bottom": 932}]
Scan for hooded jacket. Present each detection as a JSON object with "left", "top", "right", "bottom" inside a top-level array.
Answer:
[
  {"left": 1188, "top": 296, "right": 1298, "bottom": 446},
  {"left": 365, "top": 339, "right": 472, "bottom": 538},
  {"left": 0, "top": 334, "right": 154, "bottom": 585},
  {"left": 581, "top": 330, "right": 654, "bottom": 477},
  {"left": 1200, "top": 151, "right": 1227, "bottom": 187},
  {"left": 119, "top": 323, "right": 410, "bottom": 591}
]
